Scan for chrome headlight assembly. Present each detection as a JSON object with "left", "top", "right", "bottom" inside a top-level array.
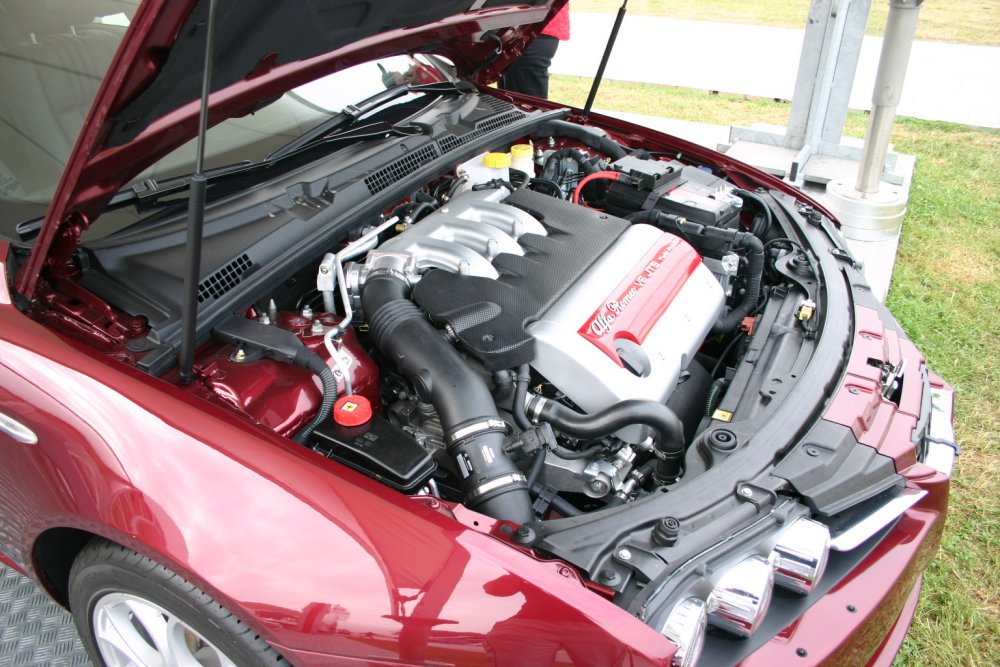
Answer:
[
  {"left": 661, "top": 597, "right": 707, "bottom": 667},
  {"left": 769, "top": 517, "right": 831, "bottom": 594},
  {"left": 706, "top": 555, "right": 775, "bottom": 637}
]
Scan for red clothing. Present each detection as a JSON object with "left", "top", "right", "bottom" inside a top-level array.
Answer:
[{"left": 541, "top": 5, "right": 570, "bottom": 40}]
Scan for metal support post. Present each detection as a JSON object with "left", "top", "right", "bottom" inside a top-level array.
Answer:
[
  {"left": 721, "top": 0, "right": 911, "bottom": 186},
  {"left": 856, "top": 0, "right": 922, "bottom": 193},
  {"left": 824, "top": 0, "right": 923, "bottom": 301}
]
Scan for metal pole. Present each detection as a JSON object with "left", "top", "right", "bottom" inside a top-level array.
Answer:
[
  {"left": 856, "top": 0, "right": 922, "bottom": 194},
  {"left": 583, "top": 0, "right": 628, "bottom": 117},
  {"left": 179, "top": 0, "right": 218, "bottom": 384}
]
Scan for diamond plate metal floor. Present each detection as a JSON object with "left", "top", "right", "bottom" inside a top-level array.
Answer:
[{"left": 0, "top": 565, "right": 92, "bottom": 666}]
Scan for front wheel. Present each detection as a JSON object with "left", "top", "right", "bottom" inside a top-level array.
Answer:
[{"left": 68, "top": 539, "right": 285, "bottom": 667}]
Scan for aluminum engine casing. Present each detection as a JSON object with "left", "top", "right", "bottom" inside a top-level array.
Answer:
[
  {"left": 526, "top": 223, "right": 724, "bottom": 441},
  {"left": 355, "top": 189, "right": 725, "bottom": 442}
]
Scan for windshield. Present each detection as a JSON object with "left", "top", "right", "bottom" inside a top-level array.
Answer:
[{"left": 0, "top": 0, "right": 448, "bottom": 237}]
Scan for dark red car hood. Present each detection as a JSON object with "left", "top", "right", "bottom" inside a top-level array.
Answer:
[{"left": 18, "top": 0, "right": 564, "bottom": 297}]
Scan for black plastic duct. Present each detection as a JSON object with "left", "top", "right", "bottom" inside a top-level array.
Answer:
[{"left": 362, "top": 274, "right": 534, "bottom": 524}]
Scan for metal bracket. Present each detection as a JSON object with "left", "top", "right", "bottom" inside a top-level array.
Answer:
[
  {"left": 613, "top": 545, "right": 667, "bottom": 584},
  {"left": 829, "top": 246, "right": 860, "bottom": 268},
  {"left": 735, "top": 483, "right": 778, "bottom": 511}
]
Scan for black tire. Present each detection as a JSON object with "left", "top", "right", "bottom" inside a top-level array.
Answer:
[{"left": 68, "top": 538, "right": 286, "bottom": 667}]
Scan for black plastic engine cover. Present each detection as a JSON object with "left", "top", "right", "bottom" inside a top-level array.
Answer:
[{"left": 412, "top": 188, "right": 628, "bottom": 370}]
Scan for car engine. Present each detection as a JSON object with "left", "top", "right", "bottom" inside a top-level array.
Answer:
[
  {"left": 199, "top": 119, "right": 780, "bottom": 526},
  {"left": 352, "top": 187, "right": 724, "bottom": 442}
]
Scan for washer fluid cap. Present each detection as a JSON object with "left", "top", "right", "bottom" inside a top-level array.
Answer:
[
  {"left": 510, "top": 144, "right": 533, "bottom": 159},
  {"left": 333, "top": 395, "right": 373, "bottom": 426},
  {"left": 483, "top": 152, "right": 512, "bottom": 168}
]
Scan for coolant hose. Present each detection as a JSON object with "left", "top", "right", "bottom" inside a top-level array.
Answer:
[
  {"left": 526, "top": 395, "right": 686, "bottom": 482},
  {"left": 512, "top": 365, "right": 533, "bottom": 431},
  {"left": 711, "top": 230, "right": 764, "bottom": 334},
  {"left": 535, "top": 119, "right": 628, "bottom": 160},
  {"left": 362, "top": 274, "right": 534, "bottom": 524},
  {"left": 526, "top": 448, "right": 546, "bottom": 488},
  {"left": 734, "top": 188, "right": 773, "bottom": 238},
  {"left": 626, "top": 209, "right": 765, "bottom": 334},
  {"left": 543, "top": 147, "right": 599, "bottom": 175}
]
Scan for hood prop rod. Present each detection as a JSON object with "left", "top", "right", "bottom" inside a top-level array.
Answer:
[
  {"left": 179, "top": 0, "right": 219, "bottom": 385},
  {"left": 583, "top": 0, "right": 628, "bottom": 118}
]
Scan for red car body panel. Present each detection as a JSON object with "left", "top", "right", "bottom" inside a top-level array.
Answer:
[
  {"left": 2, "top": 100, "right": 951, "bottom": 667},
  {"left": 0, "top": 0, "right": 953, "bottom": 662},
  {"left": 0, "top": 242, "right": 673, "bottom": 665},
  {"left": 741, "top": 474, "right": 948, "bottom": 666}
]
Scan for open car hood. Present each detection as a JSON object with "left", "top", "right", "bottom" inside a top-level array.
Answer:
[{"left": 17, "top": 0, "right": 563, "bottom": 297}]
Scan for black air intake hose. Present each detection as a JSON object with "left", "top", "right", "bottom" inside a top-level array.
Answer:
[
  {"left": 362, "top": 274, "right": 534, "bottom": 524},
  {"left": 626, "top": 209, "right": 765, "bottom": 334},
  {"left": 535, "top": 119, "right": 628, "bottom": 160},
  {"left": 526, "top": 395, "right": 686, "bottom": 482}
]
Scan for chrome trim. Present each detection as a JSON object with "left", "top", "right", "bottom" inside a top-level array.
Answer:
[
  {"left": 829, "top": 488, "right": 927, "bottom": 551},
  {"left": 770, "top": 517, "right": 830, "bottom": 594},
  {"left": 706, "top": 555, "right": 774, "bottom": 638},
  {"left": 924, "top": 386, "right": 957, "bottom": 476},
  {"left": 925, "top": 441, "right": 956, "bottom": 477},
  {"left": 0, "top": 412, "right": 37, "bottom": 444},
  {"left": 466, "top": 473, "right": 527, "bottom": 502},
  {"left": 447, "top": 418, "right": 507, "bottom": 445},
  {"left": 661, "top": 597, "right": 707, "bottom": 667}
]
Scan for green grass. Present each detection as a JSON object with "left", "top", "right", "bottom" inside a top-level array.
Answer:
[
  {"left": 572, "top": 1, "right": 1000, "bottom": 46},
  {"left": 550, "top": 74, "right": 1000, "bottom": 666}
]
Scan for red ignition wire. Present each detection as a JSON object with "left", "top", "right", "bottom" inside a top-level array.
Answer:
[{"left": 571, "top": 170, "right": 625, "bottom": 204}]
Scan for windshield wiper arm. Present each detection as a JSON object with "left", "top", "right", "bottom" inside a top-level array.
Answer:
[
  {"left": 98, "top": 117, "right": 422, "bottom": 219},
  {"left": 264, "top": 120, "right": 424, "bottom": 163},
  {"left": 18, "top": 164, "right": 250, "bottom": 239},
  {"left": 103, "top": 160, "right": 256, "bottom": 212},
  {"left": 267, "top": 80, "right": 473, "bottom": 162},
  {"left": 14, "top": 164, "right": 252, "bottom": 240}
]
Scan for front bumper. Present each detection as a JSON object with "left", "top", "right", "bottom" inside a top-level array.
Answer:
[
  {"left": 740, "top": 489, "right": 946, "bottom": 665},
  {"left": 735, "top": 380, "right": 955, "bottom": 666}
]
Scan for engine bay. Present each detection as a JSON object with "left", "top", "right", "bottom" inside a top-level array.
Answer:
[
  {"left": 179, "top": 110, "right": 817, "bottom": 524},
  {"left": 48, "top": 90, "right": 878, "bottom": 612}
]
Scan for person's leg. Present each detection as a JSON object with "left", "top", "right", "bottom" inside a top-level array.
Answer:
[{"left": 498, "top": 35, "right": 559, "bottom": 99}]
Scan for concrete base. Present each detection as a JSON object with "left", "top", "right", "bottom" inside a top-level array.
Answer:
[
  {"left": 712, "top": 124, "right": 914, "bottom": 302},
  {"left": 593, "top": 111, "right": 912, "bottom": 302}
]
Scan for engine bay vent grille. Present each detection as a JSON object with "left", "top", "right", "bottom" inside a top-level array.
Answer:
[
  {"left": 480, "top": 95, "right": 516, "bottom": 114},
  {"left": 439, "top": 110, "right": 525, "bottom": 154},
  {"left": 364, "top": 144, "right": 440, "bottom": 195},
  {"left": 198, "top": 254, "right": 253, "bottom": 303}
]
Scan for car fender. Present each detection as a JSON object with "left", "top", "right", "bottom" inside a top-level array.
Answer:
[{"left": 0, "top": 248, "right": 671, "bottom": 666}]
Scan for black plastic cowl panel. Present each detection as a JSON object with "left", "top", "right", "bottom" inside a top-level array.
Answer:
[{"left": 772, "top": 418, "right": 903, "bottom": 516}]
